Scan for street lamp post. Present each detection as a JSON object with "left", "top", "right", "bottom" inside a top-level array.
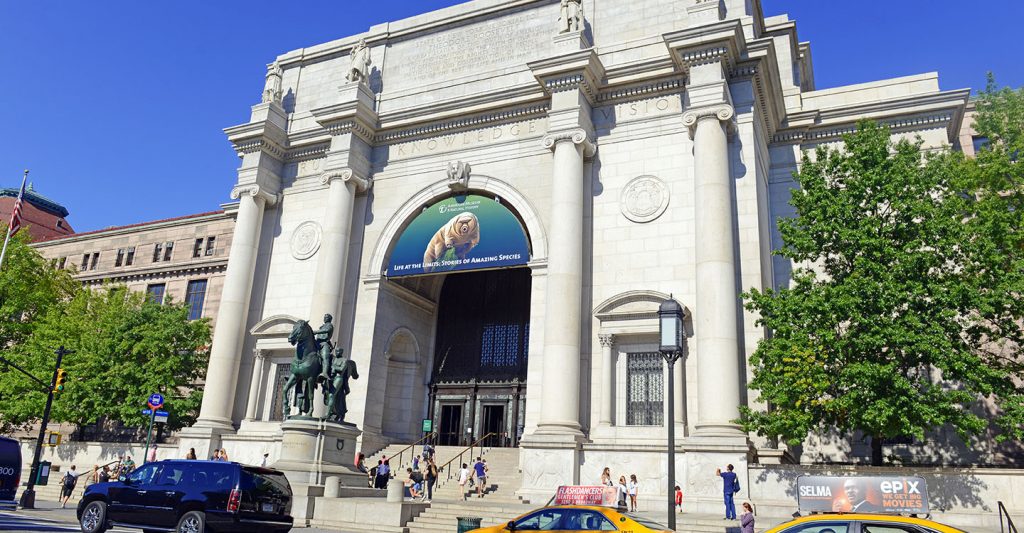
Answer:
[{"left": 659, "top": 297, "right": 685, "bottom": 531}]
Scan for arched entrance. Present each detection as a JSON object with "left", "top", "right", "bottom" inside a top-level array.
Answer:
[
  {"left": 381, "top": 329, "right": 425, "bottom": 440},
  {"left": 429, "top": 267, "right": 531, "bottom": 447}
]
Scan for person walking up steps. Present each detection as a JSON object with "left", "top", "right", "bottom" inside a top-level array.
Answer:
[
  {"left": 458, "top": 463, "right": 470, "bottom": 501},
  {"left": 473, "top": 457, "right": 488, "bottom": 498},
  {"left": 425, "top": 458, "right": 438, "bottom": 502},
  {"left": 60, "top": 465, "right": 80, "bottom": 508}
]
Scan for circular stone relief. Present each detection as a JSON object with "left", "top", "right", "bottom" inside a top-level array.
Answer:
[
  {"left": 290, "top": 221, "right": 323, "bottom": 260},
  {"left": 620, "top": 175, "right": 670, "bottom": 223}
]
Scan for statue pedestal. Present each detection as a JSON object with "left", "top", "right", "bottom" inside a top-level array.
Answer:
[{"left": 274, "top": 418, "right": 364, "bottom": 486}]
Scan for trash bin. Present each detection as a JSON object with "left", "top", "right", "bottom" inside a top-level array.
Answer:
[{"left": 456, "top": 516, "right": 482, "bottom": 533}]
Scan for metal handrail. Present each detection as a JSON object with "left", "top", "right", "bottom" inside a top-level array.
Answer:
[
  {"left": 437, "top": 432, "right": 498, "bottom": 488},
  {"left": 382, "top": 432, "right": 437, "bottom": 476},
  {"left": 999, "top": 501, "right": 1018, "bottom": 533}
]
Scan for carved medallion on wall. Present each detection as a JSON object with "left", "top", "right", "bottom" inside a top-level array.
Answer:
[
  {"left": 290, "top": 221, "right": 322, "bottom": 260},
  {"left": 620, "top": 175, "right": 669, "bottom": 223}
]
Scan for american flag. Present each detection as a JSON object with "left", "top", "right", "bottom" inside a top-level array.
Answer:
[{"left": 8, "top": 178, "right": 26, "bottom": 236}]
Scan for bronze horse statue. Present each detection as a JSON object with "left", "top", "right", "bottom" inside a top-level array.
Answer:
[{"left": 282, "top": 320, "right": 323, "bottom": 418}]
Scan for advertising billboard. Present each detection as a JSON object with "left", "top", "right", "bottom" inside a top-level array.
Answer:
[
  {"left": 386, "top": 194, "right": 530, "bottom": 277},
  {"left": 553, "top": 486, "right": 619, "bottom": 507},
  {"left": 797, "top": 476, "right": 929, "bottom": 515}
]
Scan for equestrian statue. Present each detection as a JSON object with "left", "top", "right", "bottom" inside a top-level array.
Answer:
[{"left": 281, "top": 314, "right": 358, "bottom": 423}]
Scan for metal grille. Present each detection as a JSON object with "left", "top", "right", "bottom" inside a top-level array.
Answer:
[
  {"left": 269, "top": 363, "right": 291, "bottom": 421},
  {"left": 626, "top": 352, "right": 664, "bottom": 426}
]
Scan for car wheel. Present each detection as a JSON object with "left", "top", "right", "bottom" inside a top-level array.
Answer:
[
  {"left": 176, "top": 511, "right": 206, "bottom": 533},
  {"left": 79, "top": 500, "right": 108, "bottom": 533}
]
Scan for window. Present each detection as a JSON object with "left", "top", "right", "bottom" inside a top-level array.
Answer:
[
  {"left": 205, "top": 236, "right": 216, "bottom": 256},
  {"left": 156, "top": 465, "right": 185, "bottom": 486},
  {"left": 56, "top": 219, "right": 64, "bottom": 229},
  {"left": 125, "top": 246, "right": 135, "bottom": 266},
  {"left": 193, "top": 238, "right": 203, "bottom": 258},
  {"left": 147, "top": 284, "right": 166, "bottom": 305},
  {"left": 514, "top": 508, "right": 569, "bottom": 530},
  {"left": 57, "top": 257, "right": 66, "bottom": 269},
  {"left": 973, "top": 135, "right": 989, "bottom": 154},
  {"left": 571, "top": 510, "right": 616, "bottom": 531},
  {"left": 153, "top": 243, "right": 162, "bottom": 262},
  {"left": 126, "top": 463, "right": 161, "bottom": 485},
  {"left": 780, "top": 522, "right": 850, "bottom": 533},
  {"left": 163, "top": 241, "right": 174, "bottom": 261},
  {"left": 89, "top": 252, "right": 99, "bottom": 271},
  {"left": 185, "top": 279, "right": 207, "bottom": 320},
  {"left": 115, "top": 249, "right": 124, "bottom": 267},
  {"left": 627, "top": 352, "right": 664, "bottom": 426},
  {"left": 154, "top": 242, "right": 173, "bottom": 262},
  {"left": 269, "top": 364, "right": 291, "bottom": 421}
]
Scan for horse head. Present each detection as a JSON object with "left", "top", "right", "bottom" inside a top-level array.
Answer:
[{"left": 288, "top": 320, "right": 310, "bottom": 346}]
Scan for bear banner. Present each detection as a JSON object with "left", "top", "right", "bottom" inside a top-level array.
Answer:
[
  {"left": 386, "top": 194, "right": 530, "bottom": 277},
  {"left": 797, "top": 475, "right": 929, "bottom": 515}
]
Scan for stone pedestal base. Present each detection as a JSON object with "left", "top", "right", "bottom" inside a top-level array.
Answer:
[
  {"left": 274, "top": 418, "right": 365, "bottom": 486},
  {"left": 517, "top": 432, "right": 584, "bottom": 504},
  {"left": 679, "top": 435, "right": 753, "bottom": 516},
  {"left": 176, "top": 425, "right": 229, "bottom": 461}
]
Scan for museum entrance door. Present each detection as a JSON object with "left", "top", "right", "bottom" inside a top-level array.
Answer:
[{"left": 426, "top": 267, "right": 531, "bottom": 448}]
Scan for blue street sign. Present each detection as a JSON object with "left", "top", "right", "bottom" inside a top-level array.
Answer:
[
  {"left": 142, "top": 409, "right": 152, "bottom": 415},
  {"left": 141, "top": 409, "right": 169, "bottom": 416},
  {"left": 148, "top": 393, "right": 164, "bottom": 409}
]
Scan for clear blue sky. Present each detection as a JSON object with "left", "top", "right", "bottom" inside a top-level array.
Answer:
[{"left": 2, "top": 0, "right": 1020, "bottom": 233}]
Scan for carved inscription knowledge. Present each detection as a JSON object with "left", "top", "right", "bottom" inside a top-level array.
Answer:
[
  {"left": 390, "top": 11, "right": 549, "bottom": 84},
  {"left": 390, "top": 118, "right": 547, "bottom": 159}
]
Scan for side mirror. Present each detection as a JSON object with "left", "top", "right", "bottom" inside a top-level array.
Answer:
[{"left": 506, "top": 520, "right": 516, "bottom": 531}]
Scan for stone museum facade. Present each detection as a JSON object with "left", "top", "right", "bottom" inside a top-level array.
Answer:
[
  {"left": 177, "top": 0, "right": 981, "bottom": 513},
  {"left": 33, "top": 209, "right": 236, "bottom": 327}
]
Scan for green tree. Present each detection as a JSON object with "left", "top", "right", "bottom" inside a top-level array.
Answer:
[
  {"left": 0, "top": 285, "right": 210, "bottom": 434},
  {"left": 741, "top": 117, "right": 1024, "bottom": 465},
  {"left": 0, "top": 230, "right": 77, "bottom": 349}
]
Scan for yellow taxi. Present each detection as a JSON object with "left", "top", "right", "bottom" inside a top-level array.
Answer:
[
  {"left": 762, "top": 513, "right": 968, "bottom": 533},
  {"left": 468, "top": 504, "right": 672, "bottom": 532}
]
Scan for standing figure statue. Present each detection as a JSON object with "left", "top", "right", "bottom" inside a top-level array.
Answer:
[
  {"left": 313, "top": 314, "right": 335, "bottom": 382},
  {"left": 324, "top": 347, "right": 360, "bottom": 423},
  {"left": 346, "top": 38, "right": 371, "bottom": 84},
  {"left": 262, "top": 61, "right": 283, "bottom": 104},
  {"left": 281, "top": 320, "right": 323, "bottom": 418},
  {"left": 558, "top": 0, "right": 584, "bottom": 34}
]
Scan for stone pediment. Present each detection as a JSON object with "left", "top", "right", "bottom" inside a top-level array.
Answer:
[
  {"left": 249, "top": 314, "right": 301, "bottom": 338},
  {"left": 594, "top": 290, "right": 687, "bottom": 322}
]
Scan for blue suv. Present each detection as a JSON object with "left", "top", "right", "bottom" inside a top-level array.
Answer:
[{"left": 77, "top": 460, "right": 293, "bottom": 533}]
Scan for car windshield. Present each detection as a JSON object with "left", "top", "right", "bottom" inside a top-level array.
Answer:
[{"left": 241, "top": 467, "right": 290, "bottom": 499}]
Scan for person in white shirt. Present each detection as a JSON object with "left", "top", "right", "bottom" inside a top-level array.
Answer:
[
  {"left": 458, "top": 463, "right": 470, "bottom": 501},
  {"left": 627, "top": 474, "right": 639, "bottom": 512}
]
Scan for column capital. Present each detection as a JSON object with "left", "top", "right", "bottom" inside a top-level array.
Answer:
[
  {"left": 682, "top": 104, "right": 735, "bottom": 139},
  {"left": 319, "top": 168, "right": 371, "bottom": 192},
  {"left": 542, "top": 128, "right": 596, "bottom": 157},
  {"left": 253, "top": 348, "right": 267, "bottom": 360},
  {"left": 598, "top": 333, "right": 615, "bottom": 348},
  {"left": 230, "top": 184, "right": 280, "bottom": 206}
]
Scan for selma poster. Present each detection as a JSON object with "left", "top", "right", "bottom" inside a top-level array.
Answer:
[{"left": 797, "top": 475, "right": 929, "bottom": 515}]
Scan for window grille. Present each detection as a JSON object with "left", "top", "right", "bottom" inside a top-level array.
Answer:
[
  {"left": 626, "top": 352, "right": 664, "bottom": 426},
  {"left": 269, "top": 363, "right": 291, "bottom": 421}
]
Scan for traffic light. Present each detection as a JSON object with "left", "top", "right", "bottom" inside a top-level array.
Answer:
[{"left": 54, "top": 368, "right": 67, "bottom": 393}]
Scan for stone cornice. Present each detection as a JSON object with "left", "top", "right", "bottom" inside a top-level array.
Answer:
[
  {"left": 663, "top": 20, "right": 747, "bottom": 73},
  {"left": 224, "top": 115, "right": 288, "bottom": 160},
  {"left": 541, "top": 128, "right": 596, "bottom": 158},
  {"left": 772, "top": 112, "right": 959, "bottom": 145},
  {"left": 528, "top": 49, "right": 606, "bottom": 105},
  {"left": 597, "top": 77, "right": 683, "bottom": 104},
  {"left": 284, "top": 144, "right": 330, "bottom": 162},
  {"left": 375, "top": 103, "right": 549, "bottom": 144},
  {"left": 319, "top": 168, "right": 371, "bottom": 193},
  {"left": 78, "top": 259, "right": 228, "bottom": 285},
  {"left": 230, "top": 184, "right": 280, "bottom": 206}
]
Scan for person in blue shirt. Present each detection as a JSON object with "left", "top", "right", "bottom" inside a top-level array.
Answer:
[
  {"left": 472, "top": 457, "right": 488, "bottom": 498},
  {"left": 716, "top": 464, "right": 740, "bottom": 520}
]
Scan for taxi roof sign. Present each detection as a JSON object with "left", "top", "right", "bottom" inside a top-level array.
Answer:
[
  {"left": 553, "top": 486, "right": 619, "bottom": 508},
  {"left": 797, "top": 475, "right": 929, "bottom": 515}
]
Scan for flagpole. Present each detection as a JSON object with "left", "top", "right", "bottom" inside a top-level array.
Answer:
[{"left": 0, "top": 170, "right": 28, "bottom": 271}]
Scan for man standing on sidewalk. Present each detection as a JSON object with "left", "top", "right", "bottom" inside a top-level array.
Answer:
[{"left": 715, "top": 464, "right": 739, "bottom": 520}]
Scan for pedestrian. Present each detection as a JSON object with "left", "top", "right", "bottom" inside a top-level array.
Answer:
[
  {"left": 220, "top": 448, "right": 230, "bottom": 462},
  {"left": 98, "top": 465, "right": 111, "bottom": 483},
  {"left": 112, "top": 454, "right": 124, "bottom": 480},
  {"left": 60, "top": 465, "right": 80, "bottom": 508},
  {"left": 405, "top": 467, "right": 423, "bottom": 499},
  {"left": 121, "top": 455, "right": 136, "bottom": 477},
  {"left": 627, "top": 474, "right": 639, "bottom": 512},
  {"left": 600, "top": 467, "right": 612, "bottom": 486},
  {"left": 186, "top": 448, "right": 197, "bottom": 460},
  {"left": 261, "top": 453, "right": 269, "bottom": 467},
  {"left": 147, "top": 444, "right": 158, "bottom": 463},
  {"left": 88, "top": 465, "right": 100, "bottom": 486},
  {"left": 355, "top": 453, "right": 367, "bottom": 474},
  {"left": 458, "top": 463, "right": 470, "bottom": 501},
  {"left": 740, "top": 502, "right": 755, "bottom": 533},
  {"left": 616, "top": 476, "right": 628, "bottom": 510},
  {"left": 376, "top": 459, "right": 391, "bottom": 489},
  {"left": 368, "top": 461, "right": 379, "bottom": 488},
  {"left": 473, "top": 457, "right": 488, "bottom": 498},
  {"left": 211, "top": 449, "right": 220, "bottom": 461},
  {"left": 715, "top": 464, "right": 740, "bottom": 520},
  {"left": 412, "top": 454, "right": 420, "bottom": 472},
  {"left": 675, "top": 485, "right": 683, "bottom": 513},
  {"left": 425, "top": 458, "right": 438, "bottom": 502}
]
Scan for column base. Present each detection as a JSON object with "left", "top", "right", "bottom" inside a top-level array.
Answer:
[
  {"left": 177, "top": 425, "right": 232, "bottom": 461},
  {"left": 518, "top": 431, "right": 585, "bottom": 504},
  {"left": 693, "top": 422, "right": 747, "bottom": 438}
]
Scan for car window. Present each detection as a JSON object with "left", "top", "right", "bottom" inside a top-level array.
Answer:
[
  {"left": 862, "top": 524, "right": 922, "bottom": 533},
  {"left": 126, "top": 464, "right": 160, "bottom": 485},
  {"left": 574, "top": 510, "right": 616, "bottom": 531},
  {"left": 241, "top": 468, "right": 290, "bottom": 499},
  {"left": 515, "top": 509, "right": 568, "bottom": 530},
  {"left": 781, "top": 522, "right": 851, "bottom": 533},
  {"left": 187, "top": 463, "right": 235, "bottom": 490},
  {"left": 156, "top": 465, "right": 185, "bottom": 486}
]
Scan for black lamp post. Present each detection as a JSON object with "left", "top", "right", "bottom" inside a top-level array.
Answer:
[{"left": 659, "top": 296, "right": 684, "bottom": 531}]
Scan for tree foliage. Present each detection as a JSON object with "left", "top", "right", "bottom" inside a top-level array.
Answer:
[
  {"left": 741, "top": 104, "right": 1024, "bottom": 464},
  {"left": 0, "top": 240, "right": 211, "bottom": 434},
  {"left": 0, "top": 231, "right": 77, "bottom": 349}
]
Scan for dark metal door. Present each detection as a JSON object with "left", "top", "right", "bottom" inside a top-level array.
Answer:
[
  {"left": 439, "top": 405, "right": 462, "bottom": 446},
  {"left": 482, "top": 405, "right": 505, "bottom": 447}
]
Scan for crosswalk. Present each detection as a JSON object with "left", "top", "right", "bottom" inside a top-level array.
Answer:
[{"left": 0, "top": 510, "right": 133, "bottom": 532}]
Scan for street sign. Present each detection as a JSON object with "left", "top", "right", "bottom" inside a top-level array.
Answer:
[
  {"left": 154, "top": 412, "right": 169, "bottom": 424},
  {"left": 422, "top": 419, "right": 433, "bottom": 432},
  {"left": 147, "top": 393, "right": 164, "bottom": 410},
  {"left": 141, "top": 409, "right": 168, "bottom": 416}
]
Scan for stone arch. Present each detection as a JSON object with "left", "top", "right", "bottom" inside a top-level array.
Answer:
[
  {"left": 381, "top": 327, "right": 426, "bottom": 440},
  {"left": 368, "top": 174, "right": 547, "bottom": 278}
]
